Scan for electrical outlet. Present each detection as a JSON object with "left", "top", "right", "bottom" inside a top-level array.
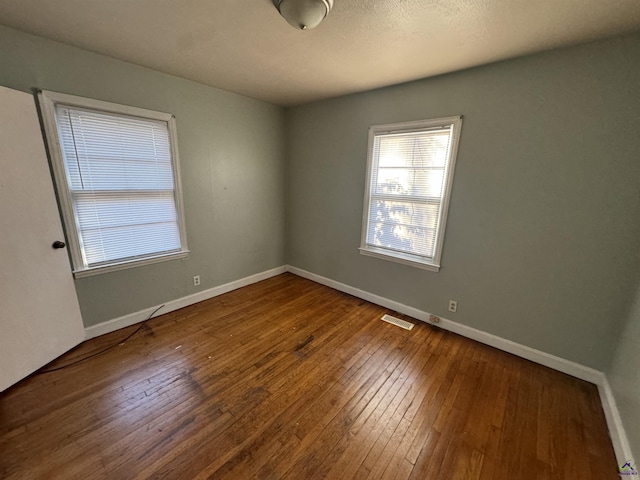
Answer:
[
  {"left": 193, "top": 275, "right": 200, "bottom": 286},
  {"left": 429, "top": 314, "right": 440, "bottom": 324},
  {"left": 448, "top": 300, "right": 457, "bottom": 313}
]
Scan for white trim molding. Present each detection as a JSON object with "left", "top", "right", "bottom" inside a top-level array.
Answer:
[
  {"left": 84, "top": 266, "right": 286, "bottom": 339},
  {"left": 598, "top": 376, "right": 636, "bottom": 467},
  {"left": 285, "top": 265, "right": 633, "bottom": 467},
  {"left": 359, "top": 116, "right": 463, "bottom": 272},
  {"left": 38, "top": 90, "right": 189, "bottom": 278},
  {"left": 286, "top": 265, "right": 600, "bottom": 382}
]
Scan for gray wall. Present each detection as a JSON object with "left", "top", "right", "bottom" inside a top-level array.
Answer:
[
  {"left": 608, "top": 283, "right": 640, "bottom": 460},
  {"left": 1, "top": 23, "right": 639, "bottom": 374},
  {"left": 285, "top": 33, "right": 640, "bottom": 371},
  {"left": 1, "top": 22, "right": 638, "bottom": 457},
  {"left": 0, "top": 26, "right": 286, "bottom": 327}
]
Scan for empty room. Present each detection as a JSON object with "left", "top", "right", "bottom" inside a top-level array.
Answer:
[{"left": 0, "top": 1, "right": 639, "bottom": 478}]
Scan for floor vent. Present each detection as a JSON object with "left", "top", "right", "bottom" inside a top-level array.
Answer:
[{"left": 381, "top": 314, "right": 414, "bottom": 331}]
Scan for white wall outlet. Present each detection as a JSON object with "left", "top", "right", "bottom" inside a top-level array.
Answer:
[
  {"left": 193, "top": 275, "right": 200, "bottom": 286},
  {"left": 448, "top": 300, "right": 457, "bottom": 313}
]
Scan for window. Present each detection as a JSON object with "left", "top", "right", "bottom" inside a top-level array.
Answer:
[
  {"left": 39, "top": 91, "right": 188, "bottom": 277},
  {"left": 360, "top": 117, "right": 462, "bottom": 271}
]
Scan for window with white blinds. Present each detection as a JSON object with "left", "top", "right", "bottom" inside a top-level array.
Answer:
[
  {"left": 39, "top": 91, "right": 188, "bottom": 277},
  {"left": 360, "top": 117, "right": 462, "bottom": 271}
]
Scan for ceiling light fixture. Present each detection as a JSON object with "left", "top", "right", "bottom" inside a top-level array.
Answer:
[{"left": 272, "top": 0, "right": 334, "bottom": 30}]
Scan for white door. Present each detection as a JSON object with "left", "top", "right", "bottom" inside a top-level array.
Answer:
[{"left": 0, "top": 85, "right": 85, "bottom": 392}]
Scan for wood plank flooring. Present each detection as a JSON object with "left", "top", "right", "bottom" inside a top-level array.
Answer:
[{"left": 0, "top": 273, "right": 619, "bottom": 479}]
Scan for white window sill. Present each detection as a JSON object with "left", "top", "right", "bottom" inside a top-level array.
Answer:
[
  {"left": 359, "top": 246, "right": 440, "bottom": 272},
  {"left": 73, "top": 250, "right": 190, "bottom": 278}
]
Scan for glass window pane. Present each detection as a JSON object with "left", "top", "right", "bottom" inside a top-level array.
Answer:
[
  {"left": 52, "top": 100, "right": 185, "bottom": 270},
  {"left": 362, "top": 117, "right": 461, "bottom": 268}
]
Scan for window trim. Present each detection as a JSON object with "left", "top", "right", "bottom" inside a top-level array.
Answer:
[
  {"left": 38, "top": 90, "right": 189, "bottom": 278},
  {"left": 359, "top": 116, "right": 462, "bottom": 272}
]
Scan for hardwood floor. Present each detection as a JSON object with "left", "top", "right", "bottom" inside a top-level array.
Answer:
[{"left": 0, "top": 273, "right": 618, "bottom": 479}]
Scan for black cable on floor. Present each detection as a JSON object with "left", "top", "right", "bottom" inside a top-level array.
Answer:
[{"left": 37, "top": 304, "right": 165, "bottom": 374}]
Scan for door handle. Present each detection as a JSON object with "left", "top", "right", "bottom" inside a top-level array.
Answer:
[{"left": 52, "top": 241, "right": 66, "bottom": 249}]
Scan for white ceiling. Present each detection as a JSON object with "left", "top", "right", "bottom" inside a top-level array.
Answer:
[{"left": 0, "top": 0, "right": 639, "bottom": 106}]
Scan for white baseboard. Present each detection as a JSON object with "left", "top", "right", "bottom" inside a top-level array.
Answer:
[
  {"left": 84, "top": 266, "right": 287, "bottom": 339},
  {"left": 286, "top": 265, "right": 633, "bottom": 468},
  {"left": 598, "top": 376, "right": 635, "bottom": 466},
  {"left": 287, "top": 265, "right": 601, "bottom": 383}
]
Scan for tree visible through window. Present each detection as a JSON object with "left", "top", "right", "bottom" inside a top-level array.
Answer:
[{"left": 360, "top": 117, "right": 462, "bottom": 271}]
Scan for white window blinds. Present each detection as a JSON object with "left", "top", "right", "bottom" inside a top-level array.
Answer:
[
  {"left": 39, "top": 90, "right": 188, "bottom": 276},
  {"left": 55, "top": 105, "right": 182, "bottom": 268},
  {"left": 361, "top": 117, "right": 462, "bottom": 271}
]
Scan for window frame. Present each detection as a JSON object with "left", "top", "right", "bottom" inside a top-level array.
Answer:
[
  {"left": 359, "top": 116, "right": 462, "bottom": 272},
  {"left": 38, "top": 90, "right": 189, "bottom": 278}
]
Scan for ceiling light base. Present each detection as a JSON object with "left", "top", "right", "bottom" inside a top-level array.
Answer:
[{"left": 272, "top": 0, "right": 334, "bottom": 30}]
